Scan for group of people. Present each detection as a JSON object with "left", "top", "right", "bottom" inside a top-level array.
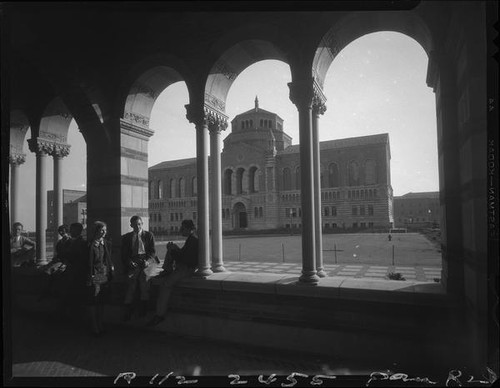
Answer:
[{"left": 10, "top": 216, "right": 199, "bottom": 336}]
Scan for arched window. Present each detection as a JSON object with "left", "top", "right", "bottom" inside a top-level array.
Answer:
[
  {"left": 241, "top": 121, "right": 244, "bottom": 129},
  {"left": 169, "top": 178, "right": 175, "bottom": 198},
  {"left": 250, "top": 120, "right": 253, "bottom": 128},
  {"left": 260, "top": 119, "right": 263, "bottom": 127},
  {"left": 157, "top": 180, "right": 162, "bottom": 199},
  {"left": 282, "top": 168, "right": 291, "bottom": 191},
  {"left": 295, "top": 167, "right": 301, "bottom": 190},
  {"left": 149, "top": 181, "right": 154, "bottom": 200},
  {"left": 349, "top": 161, "right": 360, "bottom": 186},
  {"left": 324, "top": 207, "right": 329, "bottom": 216},
  {"left": 365, "top": 159, "right": 377, "bottom": 185},
  {"left": 236, "top": 168, "right": 245, "bottom": 194},
  {"left": 249, "top": 166, "right": 258, "bottom": 193},
  {"left": 178, "top": 177, "right": 185, "bottom": 198},
  {"left": 328, "top": 163, "right": 339, "bottom": 187},
  {"left": 224, "top": 169, "right": 233, "bottom": 195},
  {"left": 332, "top": 206, "right": 337, "bottom": 216},
  {"left": 191, "top": 177, "right": 197, "bottom": 196},
  {"left": 254, "top": 207, "right": 258, "bottom": 217},
  {"left": 259, "top": 207, "right": 263, "bottom": 217}
]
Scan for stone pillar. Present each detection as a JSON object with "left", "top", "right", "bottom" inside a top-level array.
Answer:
[
  {"left": 208, "top": 111, "right": 228, "bottom": 272},
  {"left": 186, "top": 104, "right": 212, "bottom": 277},
  {"left": 28, "top": 138, "right": 53, "bottom": 266},
  {"left": 289, "top": 79, "right": 319, "bottom": 285},
  {"left": 9, "top": 152, "right": 26, "bottom": 225},
  {"left": 426, "top": 51, "right": 464, "bottom": 296},
  {"left": 51, "top": 144, "right": 70, "bottom": 247},
  {"left": 312, "top": 82, "right": 327, "bottom": 278}
]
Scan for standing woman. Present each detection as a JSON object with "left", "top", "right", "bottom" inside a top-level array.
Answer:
[{"left": 87, "top": 221, "right": 114, "bottom": 336}]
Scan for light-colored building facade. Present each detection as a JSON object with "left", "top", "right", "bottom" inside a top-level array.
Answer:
[
  {"left": 47, "top": 189, "right": 87, "bottom": 230},
  {"left": 149, "top": 100, "right": 394, "bottom": 234},
  {"left": 393, "top": 191, "right": 440, "bottom": 229}
]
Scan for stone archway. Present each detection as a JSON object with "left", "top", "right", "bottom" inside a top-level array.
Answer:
[{"left": 233, "top": 202, "right": 248, "bottom": 230}]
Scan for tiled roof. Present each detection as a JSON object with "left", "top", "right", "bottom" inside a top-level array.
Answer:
[
  {"left": 150, "top": 157, "right": 197, "bottom": 170},
  {"left": 396, "top": 192, "right": 439, "bottom": 199},
  {"left": 278, "top": 133, "right": 389, "bottom": 155}
]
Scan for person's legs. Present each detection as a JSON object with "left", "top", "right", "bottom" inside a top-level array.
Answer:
[
  {"left": 123, "top": 274, "right": 139, "bottom": 321},
  {"left": 138, "top": 272, "right": 150, "bottom": 317},
  {"left": 152, "top": 267, "right": 192, "bottom": 321}
]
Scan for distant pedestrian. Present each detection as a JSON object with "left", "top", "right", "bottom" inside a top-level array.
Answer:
[
  {"left": 147, "top": 219, "right": 198, "bottom": 326},
  {"left": 388, "top": 234, "right": 392, "bottom": 241}
]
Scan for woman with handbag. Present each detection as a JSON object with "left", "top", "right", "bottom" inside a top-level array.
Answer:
[{"left": 86, "top": 221, "right": 114, "bottom": 336}]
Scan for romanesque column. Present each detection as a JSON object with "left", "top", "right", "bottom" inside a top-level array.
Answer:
[
  {"left": 51, "top": 143, "right": 70, "bottom": 247},
  {"left": 312, "top": 82, "right": 327, "bottom": 278},
  {"left": 186, "top": 104, "right": 212, "bottom": 277},
  {"left": 208, "top": 109, "right": 228, "bottom": 272},
  {"left": 28, "top": 138, "right": 53, "bottom": 266},
  {"left": 9, "top": 152, "right": 26, "bottom": 225},
  {"left": 289, "top": 79, "right": 319, "bottom": 285}
]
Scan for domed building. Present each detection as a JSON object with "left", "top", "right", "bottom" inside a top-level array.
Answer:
[{"left": 149, "top": 97, "right": 394, "bottom": 234}]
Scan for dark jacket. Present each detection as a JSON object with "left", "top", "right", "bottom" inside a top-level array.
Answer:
[
  {"left": 121, "top": 230, "right": 156, "bottom": 269},
  {"left": 88, "top": 239, "right": 113, "bottom": 282},
  {"left": 171, "top": 234, "right": 198, "bottom": 269}
]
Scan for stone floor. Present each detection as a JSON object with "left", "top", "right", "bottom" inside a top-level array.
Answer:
[{"left": 223, "top": 261, "right": 441, "bottom": 282}]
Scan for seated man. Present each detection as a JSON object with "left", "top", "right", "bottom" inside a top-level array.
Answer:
[
  {"left": 147, "top": 219, "right": 198, "bottom": 326},
  {"left": 121, "top": 215, "right": 157, "bottom": 321},
  {"left": 10, "top": 222, "right": 36, "bottom": 267}
]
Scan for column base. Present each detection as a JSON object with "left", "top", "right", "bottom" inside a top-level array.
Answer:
[
  {"left": 317, "top": 268, "right": 327, "bottom": 278},
  {"left": 299, "top": 271, "right": 320, "bottom": 285},
  {"left": 196, "top": 268, "right": 214, "bottom": 278},
  {"left": 212, "top": 264, "right": 226, "bottom": 273}
]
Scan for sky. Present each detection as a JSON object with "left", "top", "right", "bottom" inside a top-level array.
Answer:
[{"left": 13, "top": 31, "right": 438, "bottom": 232}]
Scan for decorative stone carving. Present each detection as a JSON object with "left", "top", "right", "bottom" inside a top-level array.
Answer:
[
  {"left": 51, "top": 143, "right": 71, "bottom": 158},
  {"left": 205, "top": 92, "right": 226, "bottom": 112},
  {"left": 28, "top": 138, "right": 54, "bottom": 155},
  {"left": 120, "top": 119, "right": 154, "bottom": 140},
  {"left": 185, "top": 103, "right": 228, "bottom": 132},
  {"left": 134, "top": 84, "right": 159, "bottom": 100},
  {"left": 39, "top": 131, "right": 67, "bottom": 143},
  {"left": 288, "top": 79, "right": 314, "bottom": 109},
  {"left": 214, "top": 60, "right": 237, "bottom": 81},
  {"left": 205, "top": 105, "right": 228, "bottom": 133},
  {"left": 312, "top": 79, "right": 327, "bottom": 116},
  {"left": 124, "top": 111, "right": 150, "bottom": 127},
  {"left": 9, "top": 152, "right": 26, "bottom": 165}
]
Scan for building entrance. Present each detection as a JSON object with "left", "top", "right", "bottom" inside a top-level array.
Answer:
[{"left": 233, "top": 202, "right": 248, "bottom": 229}]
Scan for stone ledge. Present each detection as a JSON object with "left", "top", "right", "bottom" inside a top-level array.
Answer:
[{"left": 174, "top": 271, "right": 448, "bottom": 306}]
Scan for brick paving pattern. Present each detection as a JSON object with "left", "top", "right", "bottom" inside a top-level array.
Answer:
[{"left": 223, "top": 261, "right": 441, "bottom": 282}]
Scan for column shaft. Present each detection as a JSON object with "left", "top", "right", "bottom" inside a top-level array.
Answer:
[
  {"left": 196, "top": 123, "right": 212, "bottom": 277},
  {"left": 10, "top": 163, "right": 20, "bottom": 223},
  {"left": 36, "top": 153, "right": 48, "bottom": 265},
  {"left": 210, "top": 129, "right": 225, "bottom": 272},
  {"left": 312, "top": 113, "right": 326, "bottom": 277},
  {"left": 53, "top": 155, "right": 63, "bottom": 247},
  {"left": 297, "top": 104, "right": 319, "bottom": 284}
]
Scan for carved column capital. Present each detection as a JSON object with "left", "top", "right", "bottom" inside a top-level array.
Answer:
[
  {"left": 205, "top": 105, "right": 228, "bottom": 133},
  {"left": 9, "top": 152, "right": 26, "bottom": 166},
  {"left": 312, "top": 80, "right": 327, "bottom": 116},
  {"left": 185, "top": 103, "right": 229, "bottom": 133},
  {"left": 288, "top": 79, "right": 315, "bottom": 109},
  {"left": 51, "top": 143, "right": 71, "bottom": 158},
  {"left": 28, "top": 138, "right": 53, "bottom": 156}
]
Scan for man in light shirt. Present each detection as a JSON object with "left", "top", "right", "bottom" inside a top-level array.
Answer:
[
  {"left": 121, "top": 215, "right": 157, "bottom": 321},
  {"left": 10, "top": 222, "right": 36, "bottom": 267}
]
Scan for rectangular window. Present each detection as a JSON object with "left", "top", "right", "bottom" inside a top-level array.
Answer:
[
  {"left": 352, "top": 206, "right": 358, "bottom": 216},
  {"left": 368, "top": 205, "right": 374, "bottom": 216},
  {"left": 332, "top": 206, "right": 337, "bottom": 216},
  {"left": 368, "top": 222, "right": 374, "bottom": 228},
  {"left": 353, "top": 222, "right": 358, "bottom": 228},
  {"left": 360, "top": 206, "right": 365, "bottom": 216}
]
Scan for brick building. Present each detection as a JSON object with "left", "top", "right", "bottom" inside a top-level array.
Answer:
[
  {"left": 47, "top": 189, "right": 87, "bottom": 230},
  {"left": 393, "top": 191, "right": 440, "bottom": 229},
  {"left": 149, "top": 99, "right": 394, "bottom": 234}
]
